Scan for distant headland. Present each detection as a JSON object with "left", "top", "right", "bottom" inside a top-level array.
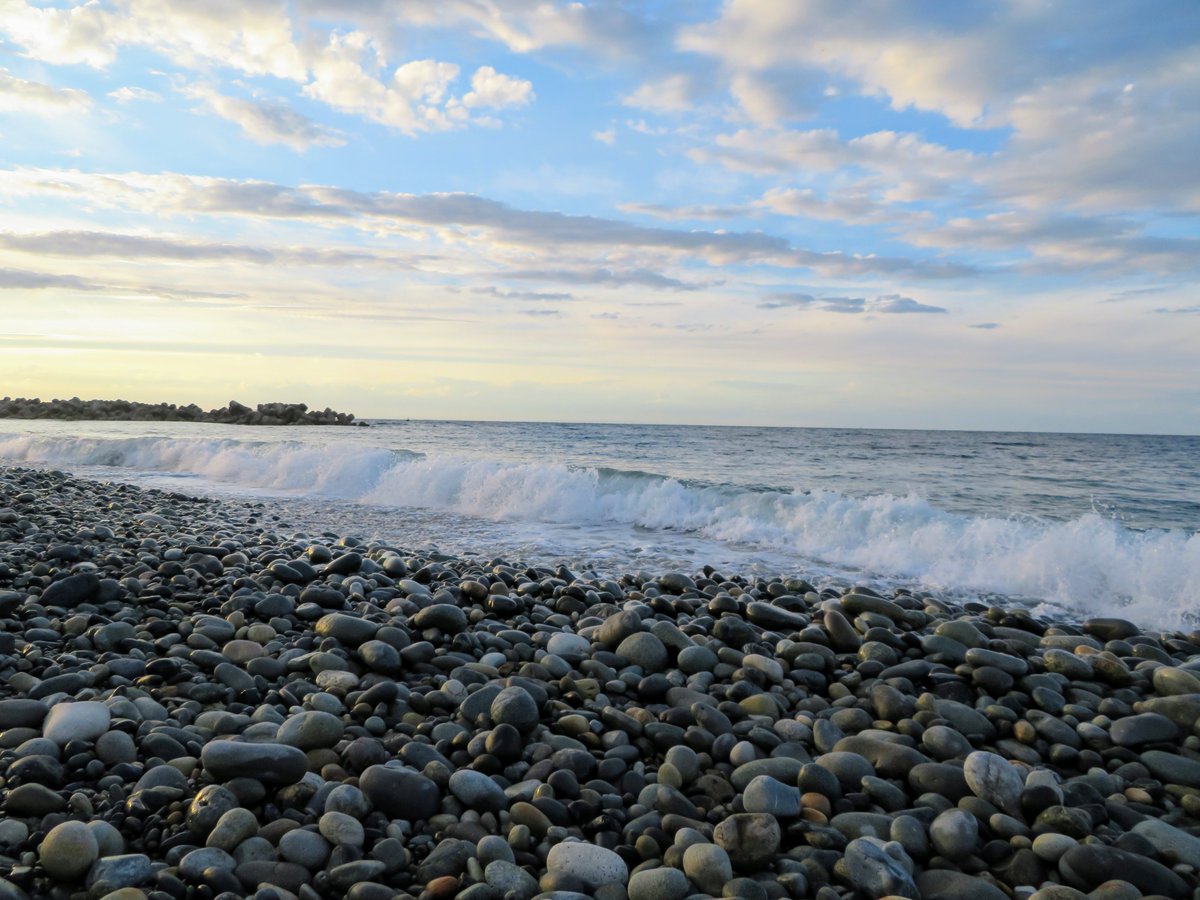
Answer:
[{"left": 0, "top": 397, "right": 365, "bottom": 426}]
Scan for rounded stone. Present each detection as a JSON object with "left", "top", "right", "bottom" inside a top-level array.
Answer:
[
  {"left": 205, "top": 807, "right": 259, "bottom": 851},
  {"left": 627, "top": 866, "right": 690, "bottom": 900},
  {"left": 546, "top": 841, "right": 628, "bottom": 889},
  {"left": 682, "top": 843, "right": 733, "bottom": 895},
  {"left": 546, "top": 632, "right": 590, "bottom": 657},
  {"left": 713, "top": 813, "right": 781, "bottom": 871},
  {"left": 490, "top": 686, "right": 539, "bottom": 734},
  {"left": 43, "top": 701, "right": 111, "bottom": 745},
  {"left": 412, "top": 603, "right": 468, "bottom": 634},
  {"left": 200, "top": 740, "right": 308, "bottom": 784},
  {"left": 359, "top": 765, "right": 442, "bottom": 821},
  {"left": 484, "top": 859, "right": 540, "bottom": 898},
  {"left": 843, "top": 836, "right": 917, "bottom": 899},
  {"left": 277, "top": 711, "right": 345, "bottom": 750},
  {"left": 616, "top": 632, "right": 669, "bottom": 672},
  {"left": 279, "top": 828, "right": 331, "bottom": 868},
  {"left": 930, "top": 808, "right": 979, "bottom": 860},
  {"left": 963, "top": 750, "right": 1025, "bottom": 816},
  {"left": 448, "top": 769, "right": 508, "bottom": 813},
  {"left": 39, "top": 820, "right": 99, "bottom": 881},
  {"left": 319, "top": 811, "right": 364, "bottom": 847},
  {"left": 742, "top": 775, "right": 802, "bottom": 817}
]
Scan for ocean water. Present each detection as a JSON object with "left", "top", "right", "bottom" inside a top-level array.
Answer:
[{"left": 1, "top": 418, "right": 1197, "bottom": 629}]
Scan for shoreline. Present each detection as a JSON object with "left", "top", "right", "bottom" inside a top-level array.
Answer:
[{"left": 2, "top": 466, "right": 1200, "bottom": 899}]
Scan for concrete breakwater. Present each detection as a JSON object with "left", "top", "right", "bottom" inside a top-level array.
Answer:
[
  {"left": 1, "top": 465, "right": 1199, "bottom": 899},
  {"left": 0, "top": 397, "right": 363, "bottom": 426}
]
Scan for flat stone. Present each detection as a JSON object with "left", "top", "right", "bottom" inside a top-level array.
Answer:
[
  {"left": 484, "top": 859, "right": 539, "bottom": 899},
  {"left": 85, "top": 854, "right": 155, "bottom": 897},
  {"left": 315, "top": 612, "right": 378, "bottom": 645},
  {"left": 44, "top": 701, "right": 111, "bottom": 745},
  {"left": 449, "top": 769, "right": 508, "bottom": 813},
  {"left": 742, "top": 775, "right": 802, "bottom": 817},
  {"left": 1058, "top": 843, "right": 1188, "bottom": 897},
  {"left": 412, "top": 603, "right": 468, "bottom": 634},
  {"left": 1110, "top": 713, "right": 1179, "bottom": 747},
  {"left": 0, "top": 699, "right": 48, "bottom": 729},
  {"left": 359, "top": 765, "right": 441, "bottom": 821},
  {"left": 1142, "top": 749, "right": 1200, "bottom": 787},
  {"left": 963, "top": 750, "right": 1024, "bottom": 816},
  {"left": 200, "top": 741, "right": 308, "bottom": 784},
  {"left": 916, "top": 869, "right": 1009, "bottom": 900},
  {"left": 1132, "top": 817, "right": 1200, "bottom": 868},
  {"left": 276, "top": 711, "right": 344, "bottom": 750}
]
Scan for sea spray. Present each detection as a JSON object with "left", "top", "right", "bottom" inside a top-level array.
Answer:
[{"left": 1, "top": 428, "right": 1197, "bottom": 626}]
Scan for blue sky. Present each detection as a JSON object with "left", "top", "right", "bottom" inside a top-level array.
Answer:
[{"left": 0, "top": 0, "right": 1197, "bottom": 432}]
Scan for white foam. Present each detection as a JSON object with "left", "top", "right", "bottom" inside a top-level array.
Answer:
[{"left": 1, "top": 432, "right": 1196, "bottom": 628}]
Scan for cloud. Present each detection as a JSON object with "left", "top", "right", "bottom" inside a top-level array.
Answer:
[
  {"left": 107, "top": 86, "right": 163, "bottom": 103},
  {"left": 1154, "top": 305, "right": 1200, "bottom": 315},
  {"left": 969, "top": 322, "right": 1001, "bottom": 329},
  {"left": 2, "top": 0, "right": 305, "bottom": 77},
  {"left": 912, "top": 211, "right": 1200, "bottom": 276},
  {"left": 500, "top": 267, "right": 704, "bottom": 292},
  {"left": 473, "top": 286, "right": 573, "bottom": 301},
  {"left": 186, "top": 85, "right": 345, "bottom": 150},
  {"left": 460, "top": 65, "right": 533, "bottom": 109},
  {"left": 759, "top": 291, "right": 946, "bottom": 314},
  {"left": 872, "top": 293, "right": 946, "bottom": 314},
  {"left": 301, "top": 33, "right": 531, "bottom": 134},
  {"left": 0, "top": 267, "right": 98, "bottom": 290},
  {"left": 0, "top": 67, "right": 90, "bottom": 113},
  {"left": 593, "top": 128, "right": 615, "bottom": 145},
  {"left": 0, "top": 229, "right": 417, "bottom": 269},
  {"left": 0, "top": 168, "right": 980, "bottom": 281},
  {"left": 619, "top": 201, "right": 756, "bottom": 221},
  {"left": 623, "top": 74, "right": 708, "bottom": 115}
]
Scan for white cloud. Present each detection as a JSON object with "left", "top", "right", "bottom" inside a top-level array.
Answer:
[
  {"left": 0, "top": 68, "right": 90, "bottom": 113},
  {"left": 187, "top": 85, "right": 345, "bottom": 150},
  {"left": 108, "top": 86, "right": 163, "bottom": 103},
  {"left": 623, "top": 74, "right": 706, "bottom": 115},
  {"left": 302, "top": 33, "right": 530, "bottom": 134},
  {"left": 0, "top": 167, "right": 977, "bottom": 281},
  {"left": 461, "top": 66, "right": 533, "bottom": 109},
  {"left": 593, "top": 128, "right": 615, "bottom": 145}
]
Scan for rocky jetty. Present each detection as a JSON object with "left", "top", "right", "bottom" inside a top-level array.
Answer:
[
  {"left": 1, "top": 464, "right": 1199, "bottom": 900},
  {"left": 0, "top": 397, "right": 363, "bottom": 426}
]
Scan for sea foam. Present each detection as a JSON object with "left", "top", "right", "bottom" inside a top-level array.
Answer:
[{"left": 1, "top": 432, "right": 1196, "bottom": 627}]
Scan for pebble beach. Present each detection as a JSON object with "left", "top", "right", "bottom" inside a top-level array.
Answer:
[{"left": 4, "top": 465, "right": 1200, "bottom": 900}]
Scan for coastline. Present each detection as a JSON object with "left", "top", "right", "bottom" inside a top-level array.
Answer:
[{"left": 2, "top": 466, "right": 1199, "bottom": 899}]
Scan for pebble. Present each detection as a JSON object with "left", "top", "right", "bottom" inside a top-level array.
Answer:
[
  {"left": 627, "top": 866, "right": 690, "bottom": 900},
  {"left": 546, "top": 841, "right": 628, "bottom": 889},
  {"left": 682, "top": 842, "right": 733, "bottom": 894},
  {"left": 38, "top": 820, "right": 98, "bottom": 880},
  {"left": 3, "top": 466, "right": 1200, "bottom": 900},
  {"left": 42, "top": 701, "right": 111, "bottom": 744}
]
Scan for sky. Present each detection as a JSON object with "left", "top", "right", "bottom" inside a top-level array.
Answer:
[{"left": 0, "top": 1, "right": 1197, "bottom": 433}]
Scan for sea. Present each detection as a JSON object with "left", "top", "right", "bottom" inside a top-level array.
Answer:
[{"left": 1, "top": 418, "right": 1197, "bottom": 630}]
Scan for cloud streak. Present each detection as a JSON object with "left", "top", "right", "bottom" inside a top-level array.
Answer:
[{"left": 759, "top": 292, "right": 947, "bottom": 314}]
